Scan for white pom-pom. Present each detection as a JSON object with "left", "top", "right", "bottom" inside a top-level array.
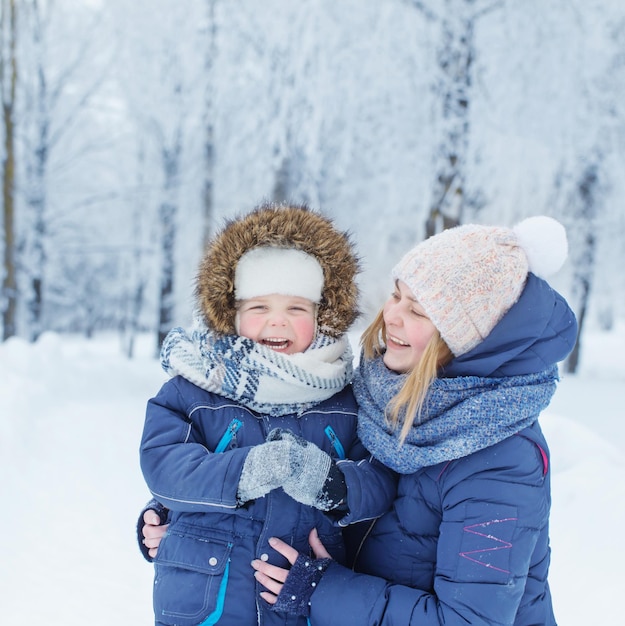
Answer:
[{"left": 512, "top": 216, "right": 568, "bottom": 278}]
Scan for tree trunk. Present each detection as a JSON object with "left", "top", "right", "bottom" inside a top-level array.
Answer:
[
  {"left": 413, "top": 0, "right": 500, "bottom": 238},
  {"left": 564, "top": 161, "right": 601, "bottom": 374},
  {"left": 26, "top": 79, "right": 49, "bottom": 341},
  {"left": 156, "top": 137, "right": 182, "bottom": 353},
  {"left": 157, "top": 201, "right": 175, "bottom": 350},
  {"left": 200, "top": 0, "right": 217, "bottom": 247},
  {"left": 425, "top": 4, "right": 474, "bottom": 237},
  {"left": 1, "top": 0, "right": 17, "bottom": 341}
]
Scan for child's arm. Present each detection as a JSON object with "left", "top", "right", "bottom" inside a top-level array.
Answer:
[
  {"left": 140, "top": 379, "right": 313, "bottom": 512},
  {"left": 140, "top": 379, "right": 252, "bottom": 511}
]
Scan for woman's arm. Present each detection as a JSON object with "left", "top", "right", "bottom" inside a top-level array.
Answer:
[
  {"left": 333, "top": 457, "right": 397, "bottom": 525},
  {"left": 252, "top": 529, "right": 332, "bottom": 607},
  {"left": 137, "top": 502, "right": 169, "bottom": 561},
  {"left": 254, "top": 436, "right": 551, "bottom": 626},
  {"left": 252, "top": 532, "right": 433, "bottom": 623}
]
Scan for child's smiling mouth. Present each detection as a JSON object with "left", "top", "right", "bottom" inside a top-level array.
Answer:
[{"left": 261, "top": 337, "right": 292, "bottom": 351}]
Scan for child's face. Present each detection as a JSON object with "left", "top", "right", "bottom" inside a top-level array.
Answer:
[
  {"left": 237, "top": 294, "right": 317, "bottom": 354},
  {"left": 382, "top": 280, "right": 437, "bottom": 373}
]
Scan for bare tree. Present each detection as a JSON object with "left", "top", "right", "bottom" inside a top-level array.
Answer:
[
  {"left": 563, "top": 155, "right": 606, "bottom": 374},
  {"left": 19, "top": 0, "right": 112, "bottom": 340},
  {"left": 200, "top": 0, "right": 218, "bottom": 246},
  {"left": 119, "top": 139, "right": 152, "bottom": 358},
  {"left": 1, "top": 0, "right": 17, "bottom": 340},
  {"left": 408, "top": 0, "right": 502, "bottom": 237},
  {"left": 110, "top": 0, "right": 207, "bottom": 353},
  {"left": 156, "top": 122, "right": 183, "bottom": 350}
]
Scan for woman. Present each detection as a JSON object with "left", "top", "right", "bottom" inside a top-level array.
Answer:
[{"left": 250, "top": 215, "right": 577, "bottom": 625}]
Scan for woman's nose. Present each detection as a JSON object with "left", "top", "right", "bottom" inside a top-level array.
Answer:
[{"left": 384, "top": 301, "right": 402, "bottom": 326}]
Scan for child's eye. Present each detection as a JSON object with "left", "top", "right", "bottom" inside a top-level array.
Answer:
[{"left": 391, "top": 291, "right": 400, "bottom": 301}]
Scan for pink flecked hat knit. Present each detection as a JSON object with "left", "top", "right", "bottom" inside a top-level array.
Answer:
[{"left": 391, "top": 216, "right": 568, "bottom": 356}]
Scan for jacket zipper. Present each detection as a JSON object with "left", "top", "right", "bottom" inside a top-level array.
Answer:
[
  {"left": 214, "top": 419, "right": 243, "bottom": 453},
  {"left": 324, "top": 425, "right": 345, "bottom": 459},
  {"left": 198, "top": 548, "right": 233, "bottom": 626},
  {"left": 351, "top": 518, "right": 378, "bottom": 571}
]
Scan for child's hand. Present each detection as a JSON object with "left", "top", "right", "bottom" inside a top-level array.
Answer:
[
  {"left": 237, "top": 429, "right": 346, "bottom": 509},
  {"left": 237, "top": 439, "right": 298, "bottom": 504},
  {"left": 270, "top": 429, "right": 346, "bottom": 511},
  {"left": 142, "top": 510, "right": 168, "bottom": 559}
]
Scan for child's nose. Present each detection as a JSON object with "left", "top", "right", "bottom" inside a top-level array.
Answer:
[{"left": 269, "top": 312, "right": 287, "bottom": 326}]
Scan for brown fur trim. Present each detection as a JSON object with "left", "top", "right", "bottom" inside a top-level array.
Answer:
[{"left": 196, "top": 203, "right": 361, "bottom": 337}]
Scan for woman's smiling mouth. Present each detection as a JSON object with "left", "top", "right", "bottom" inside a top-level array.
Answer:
[{"left": 387, "top": 334, "right": 409, "bottom": 347}]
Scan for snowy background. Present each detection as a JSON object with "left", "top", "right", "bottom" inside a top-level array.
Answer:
[
  {"left": 2, "top": 0, "right": 625, "bottom": 353},
  {"left": 2, "top": 0, "right": 625, "bottom": 623},
  {"left": 1, "top": 322, "right": 623, "bottom": 625}
]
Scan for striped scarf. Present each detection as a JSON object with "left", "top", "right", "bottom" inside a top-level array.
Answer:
[
  {"left": 160, "top": 322, "right": 353, "bottom": 417},
  {"left": 354, "top": 354, "right": 559, "bottom": 474}
]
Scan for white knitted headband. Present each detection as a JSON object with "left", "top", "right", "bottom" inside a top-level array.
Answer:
[{"left": 234, "top": 246, "right": 324, "bottom": 302}]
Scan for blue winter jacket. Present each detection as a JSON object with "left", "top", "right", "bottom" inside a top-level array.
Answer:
[
  {"left": 307, "top": 275, "right": 577, "bottom": 626},
  {"left": 140, "top": 378, "right": 396, "bottom": 626}
]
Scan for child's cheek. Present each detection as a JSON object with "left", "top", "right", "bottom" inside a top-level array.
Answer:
[{"left": 292, "top": 317, "right": 316, "bottom": 346}]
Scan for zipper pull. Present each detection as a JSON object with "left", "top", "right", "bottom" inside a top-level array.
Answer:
[{"left": 215, "top": 418, "right": 243, "bottom": 453}]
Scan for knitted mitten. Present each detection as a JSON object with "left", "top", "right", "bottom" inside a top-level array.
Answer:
[
  {"left": 268, "top": 429, "right": 346, "bottom": 511},
  {"left": 271, "top": 553, "right": 332, "bottom": 616},
  {"left": 237, "top": 439, "right": 295, "bottom": 504}
]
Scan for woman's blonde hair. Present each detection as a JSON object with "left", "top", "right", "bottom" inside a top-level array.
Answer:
[{"left": 361, "top": 308, "right": 453, "bottom": 444}]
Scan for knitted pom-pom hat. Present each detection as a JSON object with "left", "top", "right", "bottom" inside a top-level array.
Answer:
[
  {"left": 392, "top": 216, "right": 568, "bottom": 356},
  {"left": 196, "top": 203, "right": 361, "bottom": 338}
]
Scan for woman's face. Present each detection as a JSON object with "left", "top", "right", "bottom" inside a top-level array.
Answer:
[{"left": 382, "top": 280, "right": 438, "bottom": 373}]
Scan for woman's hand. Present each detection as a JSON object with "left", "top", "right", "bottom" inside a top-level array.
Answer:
[
  {"left": 142, "top": 510, "right": 168, "bottom": 559},
  {"left": 251, "top": 528, "right": 332, "bottom": 605}
]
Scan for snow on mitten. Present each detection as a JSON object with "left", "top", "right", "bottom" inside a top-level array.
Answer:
[
  {"left": 269, "top": 429, "right": 347, "bottom": 511},
  {"left": 237, "top": 439, "right": 295, "bottom": 505}
]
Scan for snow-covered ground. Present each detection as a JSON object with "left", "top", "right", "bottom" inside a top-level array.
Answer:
[{"left": 1, "top": 325, "right": 623, "bottom": 624}]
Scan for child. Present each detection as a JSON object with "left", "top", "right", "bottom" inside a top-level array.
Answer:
[
  {"left": 252, "top": 216, "right": 578, "bottom": 626},
  {"left": 139, "top": 203, "right": 395, "bottom": 626}
]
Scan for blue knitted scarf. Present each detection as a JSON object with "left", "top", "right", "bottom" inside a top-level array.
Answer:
[
  {"left": 160, "top": 322, "right": 353, "bottom": 417},
  {"left": 354, "top": 354, "right": 559, "bottom": 474}
]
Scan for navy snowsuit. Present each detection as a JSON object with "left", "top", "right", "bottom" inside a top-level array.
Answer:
[{"left": 140, "top": 378, "right": 395, "bottom": 626}]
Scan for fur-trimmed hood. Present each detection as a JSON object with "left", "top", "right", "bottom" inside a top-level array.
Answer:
[{"left": 196, "top": 203, "right": 361, "bottom": 338}]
